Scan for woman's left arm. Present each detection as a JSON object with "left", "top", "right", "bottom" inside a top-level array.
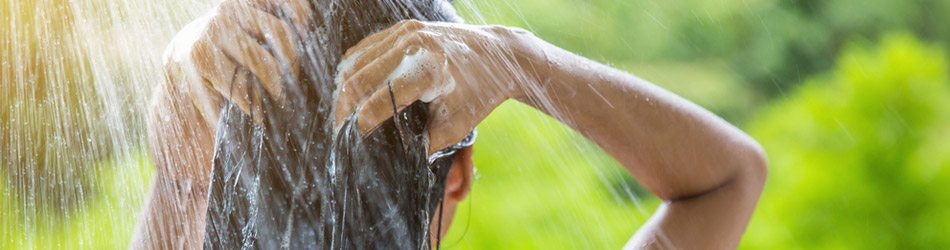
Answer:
[{"left": 334, "top": 20, "right": 767, "bottom": 249}]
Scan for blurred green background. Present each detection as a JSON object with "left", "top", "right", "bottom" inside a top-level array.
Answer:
[{"left": 3, "top": 0, "right": 950, "bottom": 249}]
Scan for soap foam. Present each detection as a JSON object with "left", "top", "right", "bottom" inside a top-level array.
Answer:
[
  {"left": 331, "top": 47, "right": 367, "bottom": 135},
  {"left": 331, "top": 46, "right": 458, "bottom": 136},
  {"left": 381, "top": 48, "right": 456, "bottom": 103}
]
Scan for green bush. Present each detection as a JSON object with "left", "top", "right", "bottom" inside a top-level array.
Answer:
[
  {"left": 458, "top": 0, "right": 950, "bottom": 98},
  {"left": 743, "top": 34, "right": 950, "bottom": 249},
  {"left": 0, "top": 153, "right": 154, "bottom": 249}
]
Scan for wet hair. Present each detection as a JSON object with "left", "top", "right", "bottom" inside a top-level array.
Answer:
[{"left": 203, "top": 1, "right": 463, "bottom": 249}]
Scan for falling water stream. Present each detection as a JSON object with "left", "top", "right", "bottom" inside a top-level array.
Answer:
[
  {"left": 2, "top": 0, "right": 218, "bottom": 248},
  {"left": 2, "top": 0, "right": 652, "bottom": 249}
]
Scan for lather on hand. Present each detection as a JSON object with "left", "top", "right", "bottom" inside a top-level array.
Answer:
[{"left": 333, "top": 20, "right": 545, "bottom": 154}]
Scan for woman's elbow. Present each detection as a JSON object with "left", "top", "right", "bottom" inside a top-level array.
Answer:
[{"left": 735, "top": 136, "right": 768, "bottom": 194}]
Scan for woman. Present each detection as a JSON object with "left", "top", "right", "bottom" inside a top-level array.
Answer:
[{"left": 132, "top": 0, "right": 767, "bottom": 249}]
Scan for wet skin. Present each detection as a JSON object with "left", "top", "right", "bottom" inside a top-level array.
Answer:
[{"left": 133, "top": 0, "right": 768, "bottom": 249}]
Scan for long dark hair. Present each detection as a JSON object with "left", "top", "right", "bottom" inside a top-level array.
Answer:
[{"left": 203, "top": 1, "right": 461, "bottom": 249}]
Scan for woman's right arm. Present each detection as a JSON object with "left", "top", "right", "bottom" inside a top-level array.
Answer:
[{"left": 130, "top": 1, "right": 308, "bottom": 248}]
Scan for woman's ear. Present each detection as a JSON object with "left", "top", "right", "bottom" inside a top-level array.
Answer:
[{"left": 444, "top": 146, "right": 474, "bottom": 202}]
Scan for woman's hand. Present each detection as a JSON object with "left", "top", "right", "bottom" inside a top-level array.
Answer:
[
  {"left": 334, "top": 20, "right": 544, "bottom": 153},
  {"left": 162, "top": 0, "right": 314, "bottom": 124}
]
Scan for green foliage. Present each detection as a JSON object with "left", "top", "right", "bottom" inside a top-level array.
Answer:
[
  {"left": 0, "top": 153, "right": 154, "bottom": 249},
  {"left": 743, "top": 34, "right": 950, "bottom": 249},
  {"left": 458, "top": 0, "right": 950, "bottom": 98}
]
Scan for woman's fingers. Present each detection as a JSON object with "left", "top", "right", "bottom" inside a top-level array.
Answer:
[
  {"left": 336, "top": 47, "right": 411, "bottom": 113},
  {"left": 329, "top": 21, "right": 539, "bottom": 154},
  {"left": 190, "top": 37, "right": 259, "bottom": 120},
  {"left": 281, "top": 0, "right": 315, "bottom": 31},
  {"left": 189, "top": 37, "right": 239, "bottom": 102},
  {"left": 208, "top": 14, "right": 285, "bottom": 104},
  {"left": 190, "top": 38, "right": 261, "bottom": 119},
  {"left": 224, "top": 2, "right": 299, "bottom": 80},
  {"left": 164, "top": 0, "right": 315, "bottom": 124},
  {"left": 334, "top": 21, "right": 440, "bottom": 128},
  {"left": 343, "top": 20, "right": 424, "bottom": 59},
  {"left": 334, "top": 43, "right": 430, "bottom": 127},
  {"left": 222, "top": 68, "right": 265, "bottom": 125},
  {"left": 242, "top": 0, "right": 315, "bottom": 35},
  {"left": 341, "top": 24, "right": 425, "bottom": 80},
  {"left": 353, "top": 69, "right": 440, "bottom": 133}
]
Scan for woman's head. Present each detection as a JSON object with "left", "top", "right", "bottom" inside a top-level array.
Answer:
[{"left": 203, "top": 1, "right": 470, "bottom": 249}]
